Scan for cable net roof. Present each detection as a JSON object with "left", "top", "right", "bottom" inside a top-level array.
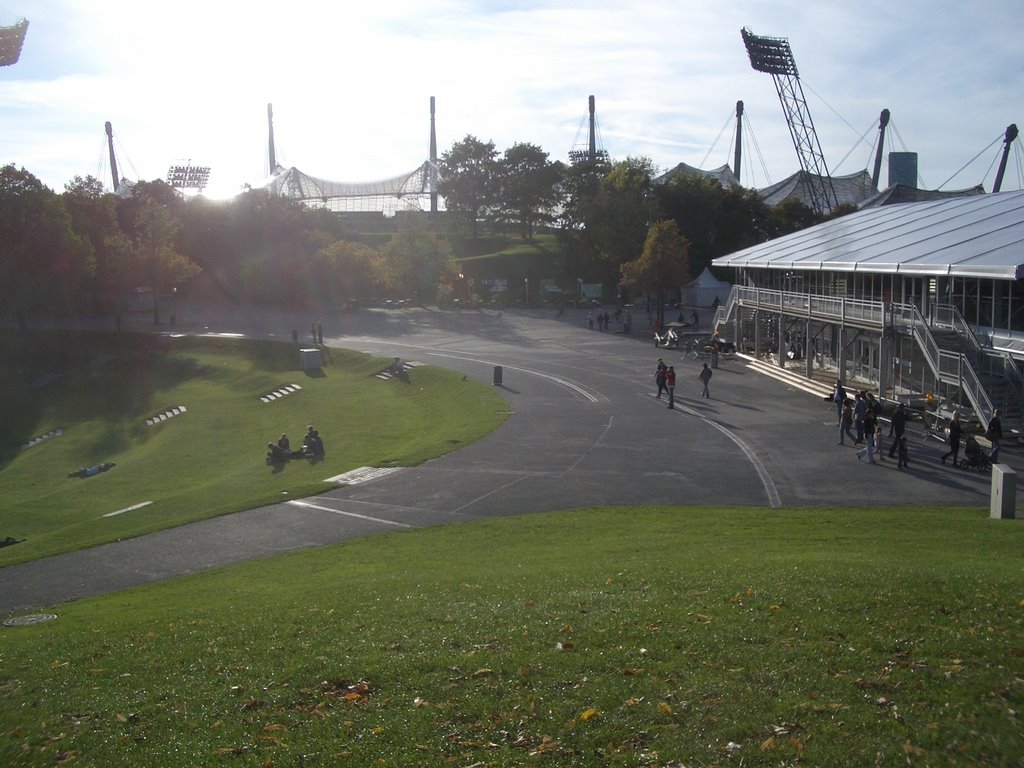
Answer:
[{"left": 265, "top": 162, "right": 436, "bottom": 213}]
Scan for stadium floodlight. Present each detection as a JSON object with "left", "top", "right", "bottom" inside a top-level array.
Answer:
[
  {"left": 741, "top": 27, "right": 798, "bottom": 75},
  {"left": 0, "top": 17, "right": 28, "bottom": 67},
  {"left": 166, "top": 163, "right": 212, "bottom": 192}
]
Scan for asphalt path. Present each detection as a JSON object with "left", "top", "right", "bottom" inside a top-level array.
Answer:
[{"left": 2, "top": 305, "right": 1016, "bottom": 617}]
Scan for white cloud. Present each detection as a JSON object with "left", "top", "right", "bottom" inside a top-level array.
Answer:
[{"left": 1, "top": 0, "right": 1020, "bottom": 198}]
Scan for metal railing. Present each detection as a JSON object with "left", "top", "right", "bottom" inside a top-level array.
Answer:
[{"left": 716, "top": 287, "right": 996, "bottom": 426}]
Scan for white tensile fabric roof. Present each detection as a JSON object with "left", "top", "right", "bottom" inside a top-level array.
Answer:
[
  {"left": 756, "top": 170, "right": 875, "bottom": 209},
  {"left": 712, "top": 190, "right": 1024, "bottom": 280}
]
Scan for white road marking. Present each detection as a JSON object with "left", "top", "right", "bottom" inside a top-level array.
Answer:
[
  {"left": 286, "top": 500, "right": 412, "bottom": 528},
  {"left": 102, "top": 501, "right": 153, "bottom": 518}
]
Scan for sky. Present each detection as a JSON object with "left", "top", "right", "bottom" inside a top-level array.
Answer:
[{"left": 1, "top": 0, "right": 1022, "bottom": 200}]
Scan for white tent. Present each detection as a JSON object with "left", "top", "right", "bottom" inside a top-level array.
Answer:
[{"left": 682, "top": 267, "right": 731, "bottom": 308}]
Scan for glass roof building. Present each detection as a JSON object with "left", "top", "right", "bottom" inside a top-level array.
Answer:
[{"left": 711, "top": 190, "right": 1024, "bottom": 429}]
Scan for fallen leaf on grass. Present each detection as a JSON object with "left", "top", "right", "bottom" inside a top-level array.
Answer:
[
  {"left": 658, "top": 702, "right": 673, "bottom": 716},
  {"left": 580, "top": 708, "right": 600, "bottom": 721}
]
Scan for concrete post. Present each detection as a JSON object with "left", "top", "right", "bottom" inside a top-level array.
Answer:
[
  {"left": 990, "top": 464, "right": 1017, "bottom": 519},
  {"left": 778, "top": 315, "right": 786, "bottom": 368},
  {"left": 754, "top": 310, "right": 762, "bottom": 358},
  {"left": 805, "top": 320, "right": 813, "bottom": 379},
  {"left": 837, "top": 325, "right": 847, "bottom": 382}
]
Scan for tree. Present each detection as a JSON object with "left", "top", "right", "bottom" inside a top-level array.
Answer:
[
  {"left": 63, "top": 175, "right": 132, "bottom": 311},
  {"left": 0, "top": 165, "right": 91, "bottom": 328},
  {"left": 654, "top": 173, "right": 773, "bottom": 276},
  {"left": 620, "top": 219, "right": 691, "bottom": 328},
  {"left": 312, "top": 240, "right": 387, "bottom": 302},
  {"left": 380, "top": 221, "right": 457, "bottom": 303},
  {"left": 558, "top": 156, "right": 656, "bottom": 299},
  {"left": 495, "top": 143, "right": 565, "bottom": 239},
  {"left": 119, "top": 189, "right": 199, "bottom": 323},
  {"left": 438, "top": 135, "right": 499, "bottom": 237}
]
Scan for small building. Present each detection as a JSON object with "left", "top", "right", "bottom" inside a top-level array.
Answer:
[{"left": 711, "top": 190, "right": 1024, "bottom": 429}]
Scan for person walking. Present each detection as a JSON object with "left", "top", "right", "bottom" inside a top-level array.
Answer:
[
  {"left": 654, "top": 359, "right": 667, "bottom": 399},
  {"left": 897, "top": 435, "right": 910, "bottom": 469},
  {"left": 856, "top": 409, "right": 877, "bottom": 463},
  {"left": 853, "top": 392, "right": 867, "bottom": 444},
  {"left": 838, "top": 399, "right": 856, "bottom": 445},
  {"left": 666, "top": 366, "right": 676, "bottom": 409},
  {"left": 698, "top": 362, "right": 713, "bottom": 398},
  {"left": 831, "top": 380, "right": 847, "bottom": 424},
  {"left": 888, "top": 402, "right": 908, "bottom": 458},
  {"left": 986, "top": 409, "right": 1003, "bottom": 463},
  {"left": 873, "top": 425, "right": 884, "bottom": 462},
  {"left": 940, "top": 412, "right": 963, "bottom": 467}
]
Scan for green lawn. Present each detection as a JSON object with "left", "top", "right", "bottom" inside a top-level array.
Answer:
[
  {"left": 0, "top": 329, "right": 508, "bottom": 565},
  {"left": 0, "top": 506, "right": 1021, "bottom": 766}
]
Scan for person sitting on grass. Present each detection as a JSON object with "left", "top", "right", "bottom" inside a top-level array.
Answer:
[{"left": 267, "top": 442, "right": 286, "bottom": 465}]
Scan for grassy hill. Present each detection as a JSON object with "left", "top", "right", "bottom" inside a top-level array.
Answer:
[{"left": 0, "top": 329, "right": 507, "bottom": 565}]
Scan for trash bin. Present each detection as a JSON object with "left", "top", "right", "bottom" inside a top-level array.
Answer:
[
  {"left": 493, "top": 365, "right": 503, "bottom": 386},
  {"left": 300, "top": 348, "right": 321, "bottom": 371}
]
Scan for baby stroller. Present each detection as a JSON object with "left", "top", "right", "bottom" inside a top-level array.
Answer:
[{"left": 960, "top": 436, "right": 992, "bottom": 471}]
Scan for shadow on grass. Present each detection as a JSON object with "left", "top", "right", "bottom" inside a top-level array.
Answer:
[{"left": 0, "top": 330, "right": 214, "bottom": 471}]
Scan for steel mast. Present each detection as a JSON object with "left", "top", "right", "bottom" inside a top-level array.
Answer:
[{"left": 741, "top": 27, "right": 837, "bottom": 214}]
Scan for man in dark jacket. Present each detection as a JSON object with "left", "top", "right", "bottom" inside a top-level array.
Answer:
[
  {"left": 987, "top": 409, "right": 1004, "bottom": 463},
  {"left": 888, "top": 402, "right": 909, "bottom": 458}
]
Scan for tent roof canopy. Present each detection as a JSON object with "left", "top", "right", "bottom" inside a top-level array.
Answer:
[{"left": 711, "top": 190, "right": 1024, "bottom": 281}]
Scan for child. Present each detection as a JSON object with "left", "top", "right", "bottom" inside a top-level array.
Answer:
[
  {"left": 897, "top": 435, "right": 909, "bottom": 469},
  {"left": 873, "top": 426, "right": 884, "bottom": 462}
]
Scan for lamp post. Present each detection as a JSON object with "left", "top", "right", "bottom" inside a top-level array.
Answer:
[{"left": 524, "top": 278, "right": 529, "bottom": 306}]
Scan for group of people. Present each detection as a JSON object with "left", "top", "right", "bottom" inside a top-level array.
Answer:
[
  {"left": 833, "top": 377, "right": 1006, "bottom": 471},
  {"left": 587, "top": 310, "right": 614, "bottom": 332},
  {"left": 939, "top": 408, "right": 1002, "bottom": 467},
  {"left": 266, "top": 425, "right": 325, "bottom": 465},
  {"left": 832, "top": 380, "right": 909, "bottom": 469},
  {"left": 654, "top": 358, "right": 713, "bottom": 410}
]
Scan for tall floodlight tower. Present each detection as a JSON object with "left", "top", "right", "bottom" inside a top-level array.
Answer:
[
  {"left": 741, "top": 27, "right": 837, "bottom": 214},
  {"left": 429, "top": 96, "right": 438, "bottom": 214},
  {"left": 0, "top": 17, "right": 28, "bottom": 66},
  {"left": 105, "top": 122, "right": 120, "bottom": 193}
]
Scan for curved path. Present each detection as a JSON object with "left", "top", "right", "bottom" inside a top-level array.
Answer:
[{"left": 1, "top": 306, "right": 1011, "bottom": 617}]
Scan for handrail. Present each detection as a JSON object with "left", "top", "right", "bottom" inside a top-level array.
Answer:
[
  {"left": 933, "top": 303, "right": 984, "bottom": 361},
  {"left": 720, "top": 287, "right": 996, "bottom": 426},
  {"left": 935, "top": 302, "right": 1024, "bottom": 418}
]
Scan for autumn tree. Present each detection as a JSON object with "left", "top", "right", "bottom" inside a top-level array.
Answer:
[
  {"left": 558, "top": 156, "right": 656, "bottom": 298},
  {"left": 620, "top": 219, "right": 691, "bottom": 328},
  {"left": 312, "top": 240, "right": 387, "bottom": 302},
  {"left": 380, "top": 222, "right": 457, "bottom": 303}
]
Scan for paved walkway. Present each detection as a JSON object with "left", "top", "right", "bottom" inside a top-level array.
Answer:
[{"left": 2, "top": 304, "right": 1016, "bottom": 617}]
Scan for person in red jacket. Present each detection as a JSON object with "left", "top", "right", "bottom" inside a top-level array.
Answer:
[{"left": 665, "top": 366, "right": 677, "bottom": 409}]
